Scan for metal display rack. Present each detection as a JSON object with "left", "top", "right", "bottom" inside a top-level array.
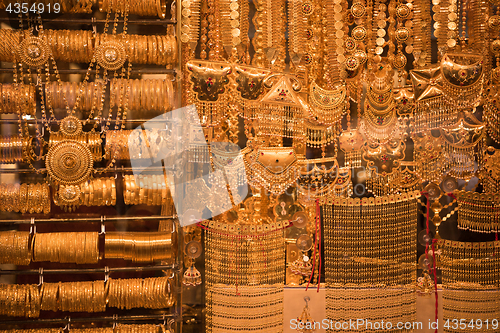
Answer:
[{"left": 0, "top": 1, "right": 185, "bottom": 331}]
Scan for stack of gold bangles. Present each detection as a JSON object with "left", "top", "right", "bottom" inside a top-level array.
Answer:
[
  {"left": 106, "top": 130, "right": 166, "bottom": 160},
  {"left": 0, "top": 276, "right": 174, "bottom": 317},
  {"left": 0, "top": 183, "right": 51, "bottom": 214},
  {"left": 105, "top": 232, "right": 174, "bottom": 262},
  {"left": 0, "top": 29, "right": 21, "bottom": 62},
  {"left": 80, "top": 177, "right": 117, "bottom": 206},
  {"left": 99, "top": 0, "right": 167, "bottom": 18},
  {"left": 0, "top": 284, "right": 41, "bottom": 317},
  {"left": 33, "top": 232, "right": 99, "bottom": 264},
  {"left": 0, "top": 30, "right": 176, "bottom": 66},
  {"left": 0, "top": 231, "right": 31, "bottom": 265},
  {"left": 0, "top": 135, "right": 33, "bottom": 163},
  {"left": 107, "top": 276, "right": 174, "bottom": 310},
  {"left": 0, "top": 83, "right": 36, "bottom": 115},
  {"left": 110, "top": 79, "right": 174, "bottom": 113},
  {"left": 50, "top": 131, "right": 102, "bottom": 162},
  {"left": 123, "top": 174, "right": 169, "bottom": 205},
  {"left": 45, "top": 81, "right": 105, "bottom": 113},
  {"left": 44, "top": 29, "right": 95, "bottom": 63},
  {"left": 95, "top": 33, "right": 177, "bottom": 66}
]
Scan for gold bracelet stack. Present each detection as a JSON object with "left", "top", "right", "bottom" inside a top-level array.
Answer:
[
  {"left": 105, "top": 130, "right": 132, "bottom": 160},
  {"left": 104, "top": 232, "right": 173, "bottom": 262},
  {"left": 0, "top": 136, "right": 32, "bottom": 163},
  {"left": 107, "top": 276, "right": 175, "bottom": 310},
  {"left": 96, "top": 33, "right": 177, "bottom": 66},
  {"left": 58, "top": 280, "right": 106, "bottom": 312},
  {"left": 0, "top": 284, "right": 41, "bottom": 317},
  {"left": 110, "top": 79, "right": 174, "bottom": 114},
  {"left": 105, "top": 129, "right": 172, "bottom": 161},
  {"left": 33, "top": 232, "right": 99, "bottom": 264},
  {"left": 99, "top": 0, "right": 167, "bottom": 18},
  {"left": 0, "top": 29, "right": 21, "bottom": 62},
  {"left": 123, "top": 174, "right": 169, "bottom": 205},
  {"left": 44, "top": 29, "right": 95, "bottom": 63},
  {"left": 45, "top": 81, "right": 104, "bottom": 113},
  {"left": 456, "top": 191, "right": 500, "bottom": 233},
  {"left": 0, "top": 183, "right": 50, "bottom": 214},
  {"left": 114, "top": 324, "right": 164, "bottom": 333},
  {"left": 0, "top": 83, "right": 36, "bottom": 115},
  {"left": 80, "top": 177, "right": 117, "bottom": 206},
  {"left": 0, "top": 231, "right": 31, "bottom": 265}
]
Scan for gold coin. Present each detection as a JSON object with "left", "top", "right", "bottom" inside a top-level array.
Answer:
[
  {"left": 230, "top": 10, "right": 239, "bottom": 19},
  {"left": 230, "top": 1, "right": 239, "bottom": 10},
  {"left": 351, "top": 3, "right": 366, "bottom": 18},
  {"left": 231, "top": 20, "right": 240, "bottom": 28},
  {"left": 374, "top": 55, "right": 382, "bottom": 63},
  {"left": 447, "top": 39, "right": 456, "bottom": 48},
  {"left": 336, "top": 46, "right": 345, "bottom": 54},
  {"left": 181, "top": 25, "right": 190, "bottom": 33},
  {"left": 232, "top": 28, "right": 241, "bottom": 37},
  {"left": 334, "top": 4, "right": 342, "bottom": 12},
  {"left": 448, "top": 4, "right": 457, "bottom": 11},
  {"left": 432, "top": 0, "right": 440, "bottom": 5},
  {"left": 376, "top": 37, "right": 385, "bottom": 46},
  {"left": 405, "top": 45, "right": 413, "bottom": 53},
  {"left": 433, "top": 22, "right": 440, "bottom": 29},
  {"left": 405, "top": 20, "right": 413, "bottom": 28},
  {"left": 232, "top": 36, "right": 241, "bottom": 45},
  {"left": 335, "top": 21, "right": 343, "bottom": 30},
  {"left": 337, "top": 54, "right": 346, "bottom": 63},
  {"left": 375, "top": 46, "right": 384, "bottom": 55},
  {"left": 377, "top": 29, "right": 386, "bottom": 37},
  {"left": 432, "top": 5, "right": 440, "bottom": 12},
  {"left": 447, "top": 30, "right": 456, "bottom": 39},
  {"left": 183, "top": 17, "right": 191, "bottom": 25},
  {"left": 336, "top": 30, "right": 344, "bottom": 38},
  {"left": 379, "top": 3, "right": 387, "bottom": 11},
  {"left": 336, "top": 38, "right": 344, "bottom": 46},
  {"left": 448, "top": 22, "right": 457, "bottom": 30},
  {"left": 182, "top": 8, "right": 191, "bottom": 16},
  {"left": 334, "top": 13, "right": 343, "bottom": 20},
  {"left": 448, "top": 13, "right": 457, "bottom": 21},
  {"left": 181, "top": 34, "right": 189, "bottom": 43},
  {"left": 182, "top": 0, "right": 190, "bottom": 7},
  {"left": 378, "top": 20, "right": 386, "bottom": 28}
]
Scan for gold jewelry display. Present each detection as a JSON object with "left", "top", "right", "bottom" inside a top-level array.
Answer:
[
  {"left": 321, "top": 191, "right": 419, "bottom": 329},
  {"left": 455, "top": 191, "right": 500, "bottom": 233},
  {"left": 438, "top": 239, "right": 500, "bottom": 332},
  {"left": 203, "top": 218, "right": 285, "bottom": 333},
  {"left": 186, "top": 60, "right": 232, "bottom": 128},
  {"left": 255, "top": 74, "right": 307, "bottom": 140},
  {"left": 243, "top": 147, "right": 300, "bottom": 196},
  {"left": 0, "top": 231, "right": 31, "bottom": 265},
  {"left": 296, "top": 156, "right": 340, "bottom": 199},
  {"left": 33, "top": 232, "right": 99, "bottom": 264},
  {"left": 105, "top": 232, "right": 174, "bottom": 262},
  {"left": 439, "top": 112, "right": 485, "bottom": 180}
]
